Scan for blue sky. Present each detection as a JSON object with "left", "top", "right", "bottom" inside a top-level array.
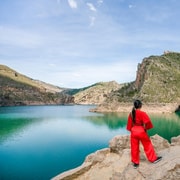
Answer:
[{"left": 0, "top": 0, "right": 180, "bottom": 88}]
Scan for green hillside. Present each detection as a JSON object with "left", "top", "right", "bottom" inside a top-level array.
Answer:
[{"left": 105, "top": 52, "right": 180, "bottom": 104}]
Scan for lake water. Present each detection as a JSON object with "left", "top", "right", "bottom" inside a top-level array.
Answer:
[{"left": 0, "top": 105, "right": 179, "bottom": 180}]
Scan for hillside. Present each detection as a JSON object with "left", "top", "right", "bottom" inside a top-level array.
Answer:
[
  {"left": 135, "top": 52, "right": 180, "bottom": 102},
  {"left": 1, "top": 52, "right": 179, "bottom": 108},
  {"left": 112, "top": 52, "right": 180, "bottom": 103},
  {"left": 91, "top": 52, "right": 180, "bottom": 112},
  {"left": 73, "top": 81, "right": 123, "bottom": 105},
  {"left": 0, "top": 65, "right": 74, "bottom": 106}
]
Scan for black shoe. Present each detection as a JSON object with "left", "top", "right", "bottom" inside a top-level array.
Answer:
[
  {"left": 153, "top": 156, "right": 162, "bottom": 164},
  {"left": 133, "top": 163, "right": 139, "bottom": 168}
]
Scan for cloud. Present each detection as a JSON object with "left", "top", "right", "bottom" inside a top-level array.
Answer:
[
  {"left": 97, "top": 0, "right": 103, "bottom": 6},
  {"left": 128, "top": 4, "right": 136, "bottom": 9},
  {"left": 89, "top": 16, "right": 96, "bottom": 26},
  {"left": 87, "top": 3, "right": 97, "bottom": 12},
  {"left": 68, "top": 0, "right": 77, "bottom": 9}
]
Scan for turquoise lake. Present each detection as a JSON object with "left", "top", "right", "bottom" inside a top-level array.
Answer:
[{"left": 0, "top": 105, "right": 179, "bottom": 180}]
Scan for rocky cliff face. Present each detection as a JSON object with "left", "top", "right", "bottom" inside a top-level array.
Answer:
[
  {"left": 52, "top": 135, "right": 180, "bottom": 180},
  {"left": 136, "top": 52, "right": 180, "bottom": 103},
  {"left": 122, "top": 52, "right": 180, "bottom": 103},
  {"left": 91, "top": 52, "right": 180, "bottom": 113}
]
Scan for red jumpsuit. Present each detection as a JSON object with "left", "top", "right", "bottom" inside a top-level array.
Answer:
[{"left": 126, "top": 109, "right": 157, "bottom": 164}]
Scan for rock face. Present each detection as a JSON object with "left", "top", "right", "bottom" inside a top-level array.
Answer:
[
  {"left": 91, "top": 52, "right": 180, "bottom": 113},
  {"left": 52, "top": 135, "right": 180, "bottom": 180},
  {"left": 135, "top": 53, "right": 180, "bottom": 103}
]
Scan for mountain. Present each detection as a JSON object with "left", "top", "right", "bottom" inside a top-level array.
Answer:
[
  {"left": 134, "top": 51, "right": 180, "bottom": 102},
  {"left": 1, "top": 51, "right": 179, "bottom": 108},
  {"left": 91, "top": 52, "right": 180, "bottom": 112},
  {"left": 72, "top": 81, "right": 123, "bottom": 105},
  {"left": 0, "top": 65, "right": 74, "bottom": 106}
]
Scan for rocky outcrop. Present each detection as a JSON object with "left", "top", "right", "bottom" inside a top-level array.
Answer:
[
  {"left": 136, "top": 53, "right": 180, "bottom": 103},
  {"left": 52, "top": 135, "right": 180, "bottom": 180},
  {"left": 135, "top": 60, "right": 149, "bottom": 91},
  {"left": 90, "top": 52, "right": 180, "bottom": 113}
]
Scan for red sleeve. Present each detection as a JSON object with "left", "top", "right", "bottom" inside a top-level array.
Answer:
[
  {"left": 142, "top": 112, "right": 153, "bottom": 130},
  {"left": 126, "top": 113, "right": 133, "bottom": 131}
]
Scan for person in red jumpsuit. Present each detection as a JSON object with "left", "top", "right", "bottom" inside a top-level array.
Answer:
[{"left": 126, "top": 100, "right": 162, "bottom": 168}]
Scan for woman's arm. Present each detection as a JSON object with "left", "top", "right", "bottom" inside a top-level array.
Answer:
[{"left": 142, "top": 112, "right": 153, "bottom": 130}]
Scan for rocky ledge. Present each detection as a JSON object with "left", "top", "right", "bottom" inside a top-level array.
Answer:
[{"left": 52, "top": 134, "right": 180, "bottom": 180}]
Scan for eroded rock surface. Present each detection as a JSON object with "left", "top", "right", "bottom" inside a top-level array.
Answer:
[{"left": 52, "top": 135, "right": 180, "bottom": 180}]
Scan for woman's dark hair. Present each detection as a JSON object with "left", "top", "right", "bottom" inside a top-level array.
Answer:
[{"left": 132, "top": 100, "right": 142, "bottom": 123}]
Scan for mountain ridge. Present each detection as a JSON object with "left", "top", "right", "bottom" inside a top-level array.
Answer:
[
  {"left": 89, "top": 52, "right": 180, "bottom": 112},
  {"left": 0, "top": 64, "right": 74, "bottom": 106},
  {"left": 0, "top": 51, "right": 180, "bottom": 109}
]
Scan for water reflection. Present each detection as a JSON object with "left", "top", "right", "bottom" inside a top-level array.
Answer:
[
  {"left": 83, "top": 112, "right": 180, "bottom": 142},
  {"left": 84, "top": 112, "right": 128, "bottom": 129},
  {"left": 0, "top": 106, "right": 179, "bottom": 145},
  {"left": 148, "top": 113, "right": 180, "bottom": 142},
  {"left": 175, "top": 111, "right": 180, "bottom": 117}
]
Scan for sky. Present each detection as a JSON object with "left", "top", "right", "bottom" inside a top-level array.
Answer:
[{"left": 0, "top": 0, "right": 180, "bottom": 88}]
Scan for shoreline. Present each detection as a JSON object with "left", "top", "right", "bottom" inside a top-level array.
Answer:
[{"left": 90, "top": 103, "right": 180, "bottom": 114}]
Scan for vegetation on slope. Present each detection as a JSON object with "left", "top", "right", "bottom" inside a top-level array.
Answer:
[
  {"left": 1, "top": 52, "right": 179, "bottom": 107},
  {"left": 0, "top": 65, "right": 73, "bottom": 106},
  {"left": 73, "top": 81, "right": 123, "bottom": 104},
  {"left": 104, "top": 52, "right": 180, "bottom": 104}
]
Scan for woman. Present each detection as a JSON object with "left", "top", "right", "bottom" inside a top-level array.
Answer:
[{"left": 126, "top": 100, "right": 162, "bottom": 168}]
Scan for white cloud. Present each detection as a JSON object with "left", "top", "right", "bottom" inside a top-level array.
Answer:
[
  {"left": 97, "top": 0, "right": 103, "bottom": 6},
  {"left": 128, "top": 4, "right": 136, "bottom": 9},
  {"left": 89, "top": 16, "right": 96, "bottom": 26},
  {"left": 87, "top": 3, "right": 97, "bottom": 12},
  {"left": 68, "top": 0, "right": 77, "bottom": 9}
]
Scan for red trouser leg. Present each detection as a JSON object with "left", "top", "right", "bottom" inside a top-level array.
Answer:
[
  {"left": 131, "top": 134, "right": 140, "bottom": 164},
  {"left": 140, "top": 133, "right": 157, "bottom": 162},
  {"left": 131, "top": 126, "right": 157, "bottom": 164}
]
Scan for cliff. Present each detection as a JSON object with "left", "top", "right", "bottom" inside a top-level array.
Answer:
[
  {"left": 134, "top": 52, "right": 180, "bottom": 102},
  {"left": 91, "top": 52, "right": 180, "bottom": 113},
  {"left": 52, "top": 134, "right": 180, "bottom": 180}
]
